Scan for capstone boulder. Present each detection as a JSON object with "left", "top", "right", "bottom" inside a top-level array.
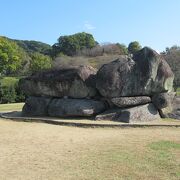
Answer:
[
  {"left": 19, "top": 65, "right": 97, "bottom": 98},
  {"left": 96, "top": 47, "right": 174, "bottom": 98}
]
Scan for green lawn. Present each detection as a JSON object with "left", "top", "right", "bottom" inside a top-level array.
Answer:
[
  {"left": 0, "top": 102, "right": 179, "bottom": 179},
  {"left": 0, "top": 102, "right": 24, "bottom": 112}
]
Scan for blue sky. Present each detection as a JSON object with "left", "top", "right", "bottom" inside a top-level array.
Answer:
[{"left": 0, "top": 0, "right": 180, "bottom": 51}]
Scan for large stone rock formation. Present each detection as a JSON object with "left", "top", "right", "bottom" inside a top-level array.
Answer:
[
  {"left": 20, "top": 47, "right": 176, "bottom": 122},
  {"left": 22, "top": 96, "right": 52, "bottom": 116},
  {"left": 19, "top": 65, "right": 97, "bottom": 98},
  {"left": 96, "top": 47, "right": 174, "bottom": 98}
]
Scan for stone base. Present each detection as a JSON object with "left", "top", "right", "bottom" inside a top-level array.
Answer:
[
  {"left": 22, "top": 96, "right": 106, "bottom": 117},
  {"left": 48, "top": 98, "right": 106, "bottom": 117},
  {"left": 95, "top": 103, "right": 160, "bottom": 123}
]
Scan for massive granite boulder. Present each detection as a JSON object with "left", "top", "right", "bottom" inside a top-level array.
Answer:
[
  {"left": 22, "top": 97, "right": 106, "bottom": 117},
  {"left": 22, "top": 96, "right": 52, "bottom": 116},
  {"left": 19, "top": 65, "right": 97, "bottom": 98},
  {"left": 48, "top": 98, "right": 106, "bottom": 117},
  {"left": 95, "top": 103, "right": 160, "bottom": 123},
  {"left": 96, "top": 47, "right": 174, "bottom": 98}
]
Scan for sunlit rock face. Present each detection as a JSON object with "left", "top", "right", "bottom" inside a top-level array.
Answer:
[
  {"left": 19, "top": 65, "right": 97, "bottom": 98},
  {"left": 96, "top": 47, "right": 174, "bottom": 98}
]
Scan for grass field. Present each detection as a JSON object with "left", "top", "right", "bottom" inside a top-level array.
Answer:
[
  {"left": 0, "top": 103, "right": 179, "bottom": 179},
  {"left": 0, "top": 102, "right": 24, "bottom": 112},
  {"left": 0, "top": 120, "right": 179, "bottom": 180}
]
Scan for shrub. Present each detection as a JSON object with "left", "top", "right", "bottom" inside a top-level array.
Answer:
[
  {"left": 77, "top": 43, "right": 128, "bottom": 57},
  {"left": 15, "top": 82, "right": 26, "bottom": 102},
  {"left": 52, "top": 55, "right": 88, "bottom": 69},
  {"left": 0, "top": 85, "right": 16, "bottom": 103},
  {"left": 29, "top": 52, "right": 52, "bottom": 73},
  {"left": 0, "top": 77, "right": 25, "bottom": 104},
  {"left": 52, "top": 54, "right": 121, "bottom": 69}
]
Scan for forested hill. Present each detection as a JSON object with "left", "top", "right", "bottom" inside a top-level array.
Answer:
[{"left": 9, "top": 38, "right": 52, "bottom": 56}]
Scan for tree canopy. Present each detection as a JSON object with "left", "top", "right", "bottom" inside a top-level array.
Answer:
[
  {"left": 52, "top": 32, "right": 97, "bottom": 56},
  {"left": 29, "top": 52, "right": 52, "bottom": 73},
  {"left": 128, "top": 41, "right": 142, "bottom": 54},
  {"left": 14, "top": 40, "right": 52, "bottom": 56},
  {"left": 0, "top": 37, "right": 26, "bottom": 75},
  {"left": 163, "top": 45, "right": 180, "bottom": 89}
]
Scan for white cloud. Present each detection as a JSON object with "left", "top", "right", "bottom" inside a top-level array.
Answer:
[{"left": 84, "top": 21, "right": 96, "bottom": 30}]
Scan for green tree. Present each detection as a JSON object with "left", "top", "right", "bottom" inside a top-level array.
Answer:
[
  {"left": 0, "top": 37, "right": 25, "bottom": 75},
  {"left": 0, "top": 84, "right": 17, "bottom": 103},
  {"left": 14, "top": 39, "right": 52, "bottom": 56},
  {"left": 53, "top": 32, "right": 97, "bottom": 56},
  {"left": 29, "top": 52, "right": 52, "bottom": 73},
  {"left": 116, "top": 43, "right": 128, "bottom": 54},
  {"left": 0, "top": 77, "right": 25, "bottom": 104},
  {"left": 51, "top": 43, "right": 62, "bottom": 57},
  {"left": 128, "top": 41, "right": 142, "bottom": 54},
  {"left": 163, "top": 45, "right": 180, "bottom": 89}
]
